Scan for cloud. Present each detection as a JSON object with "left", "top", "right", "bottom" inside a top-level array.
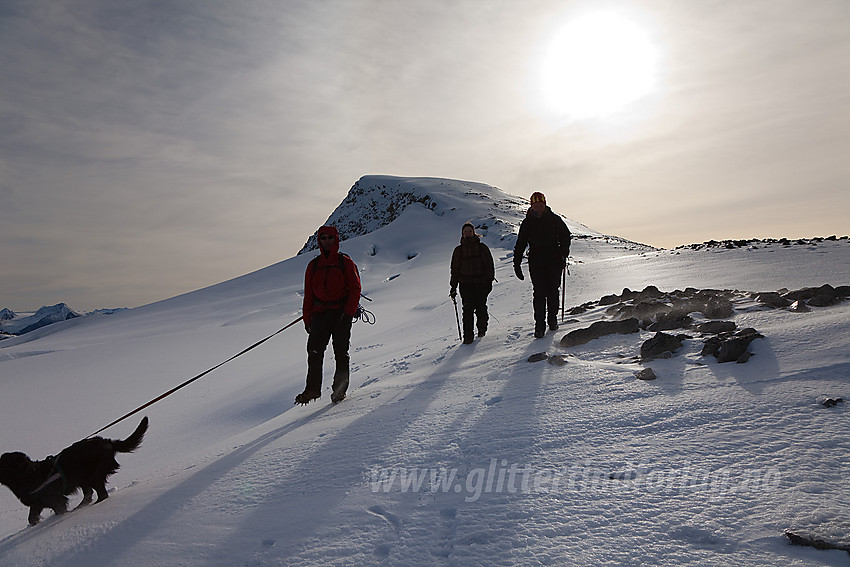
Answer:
[{"left": 1, "top": 0, "right": 848, "bottom": 309}]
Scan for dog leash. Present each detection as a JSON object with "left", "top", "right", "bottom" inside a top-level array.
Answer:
[{"left": 87, "top": 316, "right": 304, "bottom": 439}]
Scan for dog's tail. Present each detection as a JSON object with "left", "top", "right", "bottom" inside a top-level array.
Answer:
[{"left": 111, "top": 416, "right": 149, "bottom": 453}]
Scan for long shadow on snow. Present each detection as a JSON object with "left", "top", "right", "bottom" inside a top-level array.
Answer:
[
  {"left": 48, "top": 341, "right": 477, "bottom": 566},
  {"left": 703, "top": 336, "right": 782, "bottom": 395},
  {"left": 42, "top": 403, "right": 336, "bottom": 567},
  {"left": 416, "top": 334, "right": 555, "bottom": 558},
  {"left": 209, "top": 341, "right": 488, "bottom": 561}
]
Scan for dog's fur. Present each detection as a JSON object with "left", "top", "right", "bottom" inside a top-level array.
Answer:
[{"left": 0, "top": 416, "right": 148, "bottom": 525}]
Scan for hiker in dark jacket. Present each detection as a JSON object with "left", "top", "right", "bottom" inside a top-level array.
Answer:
[
  {"left": 513, "top": 192, "right": 571, "bottom": 338},
  {"left": 296, "top": 225, "right": 361, "bottom": 405},
  {"left": 450, "top": 222, "right": 495, "bottom": 344}
]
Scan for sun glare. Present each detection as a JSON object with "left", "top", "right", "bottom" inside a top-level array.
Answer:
[{"left": 540, "top": 11, "right": 659, "bottom": 120}]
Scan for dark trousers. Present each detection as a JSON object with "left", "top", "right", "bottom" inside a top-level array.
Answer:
[
  {"left": 529, "top": 261, "right": 562, "bottom": 329},
  {"left": 305, "top": 308, "right": 352, "bottom": 393},
  {"left": 459, "top": 282, "right": 491, "bottom": 340}
]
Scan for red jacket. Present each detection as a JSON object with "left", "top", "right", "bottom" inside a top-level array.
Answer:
[{"left": 303, "top": 226, "right": 361, "bottom": 327}]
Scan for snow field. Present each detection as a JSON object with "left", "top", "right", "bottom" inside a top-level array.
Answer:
[{"left": 1, "top": 178, "right": 848, "bottom": 565}]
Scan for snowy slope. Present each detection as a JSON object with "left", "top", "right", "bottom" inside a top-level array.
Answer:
[{"left": 0, "top": 177, "right": 848, "bottom": 566}]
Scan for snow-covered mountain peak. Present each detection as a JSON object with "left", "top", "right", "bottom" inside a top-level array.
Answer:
[{"left": 298, "top": 175, "right": 606, "bottom": 254}]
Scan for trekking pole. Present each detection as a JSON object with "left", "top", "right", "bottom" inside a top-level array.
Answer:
[
  {"left": 560, "top": 263, "right": 567, "bottom": 321},
  {"left": 451, "top": 295, "right": 462, "bottom": 341}
]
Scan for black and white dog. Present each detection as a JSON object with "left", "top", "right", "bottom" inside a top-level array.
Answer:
[{"left": 0, "top": 417, "right": 148, "bottom": 525}]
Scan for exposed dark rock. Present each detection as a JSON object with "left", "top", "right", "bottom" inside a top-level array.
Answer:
[
  {"left": 640, "top": 332, "right": 686, "bottom": 360},
  {"left": 560, "top": 318, "right": 640, "bottom": 348},
  {"left": 785, "top": 531, "right": 850, "bottom": 554},
  {"left": 620, "top": 288, "right": 638, "bottom": 301},
  {"left": 697, "top": 321, "right": 737, "bottom": 334},
  {"left": 635, "top": 367, "right": 657, "bottom": 380},
  {"left": 701, "top": 336, "right": 722, "bottom": 357},
  {"left": 783, "top": 284, "right": 832, "bottom": 303},
  {"left": 527, "top": 352, "right": 548, "bottom": 363},
  {"left": 647, "top": 310, "right": 692, "bottom": 332},
  {"left": 606, "top": 287, "right": 736, "bottom": 324},
  {"left": 821, "top": 397, "right": 844, "bottom": 408},
  {"left": 755, "top": 292, "right": 791, "bottom": 308},
  {"left": 735, "top": 351, "right": 754, "bottom": 363},
  {"left": 702, "top": 298, "right": 734, "bottom": 319},
  {"left": 569, "top": 303, "right": 595, "bottom": 315},
  {"left": 808, "top": 284, "right": 841, "bottom": 307},
  {"left": 677, "top": 237, "right": 850, "bottom": 251},
  {"left": 607, "top": 300, "right": 669, "bottom": 328},
  {"left": 548, "top": 355, "right": 569, "bottom": 366},
  {"left": 635, "top": 285, "right": 664, "bottom": 302},
  {"left": 599, "top": 294, "right": 620, "bottom": 306},
  {"left": 703, "top": 328, "right": 764, "bottom": 363}
]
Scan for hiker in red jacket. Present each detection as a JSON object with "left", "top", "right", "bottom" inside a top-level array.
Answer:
[{"left": 296, "top": 225, "right": 361, "bottom": 405}]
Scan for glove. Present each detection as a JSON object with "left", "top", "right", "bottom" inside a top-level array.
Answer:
[
  {"left": 514, "top": 264, "right": 524, "bottom": 280},
  {"left": 449, "top": 287, "right": 457, "bottom": 299},
  {"left": 304, "top": 320, "right": 311, "bottom": 333}
]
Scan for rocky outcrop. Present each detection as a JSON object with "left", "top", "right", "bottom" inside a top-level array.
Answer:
[
  {"left": 701, "top": 328, "right": 764, "bottom": 363},
  {"left": 678, "top": 235, "right": 849, "bottom": 250},
  {"left": 752, "top": 284, "right": 850, "bottom": 310},
  {"left": 559, "top": 318, "right": 640, "bottom": 348},
  {"left": 640, "top": 332, "right": 687, "bottom": 361},
  {"left": 548, "top": 282, "right": 846, "bottom": 373},
  {"left": 697, "top": 321, "right": 737, "bottom": 334},
  {"left": 605, "top": 286, "right": 736, "bottom": 330}
]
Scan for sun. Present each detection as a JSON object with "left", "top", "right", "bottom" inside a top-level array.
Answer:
[{"left": 539, "top": 11, "right": 659, "bottom": 120}]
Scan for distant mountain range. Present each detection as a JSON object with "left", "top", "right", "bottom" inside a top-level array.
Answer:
[{"left": 0, "top": 303, "right": 125, "bottom": 338}]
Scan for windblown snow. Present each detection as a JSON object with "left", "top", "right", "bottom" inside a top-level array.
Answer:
[{"left": 0, "top": 175, "right": 848, "bottom": 566}]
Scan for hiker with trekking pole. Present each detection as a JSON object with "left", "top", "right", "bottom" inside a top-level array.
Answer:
[
  {"left": 513, "top": 192, "right": 572, "bottom": 339},
  {"left": 450, "top": 222, "right": 495, "bottom": 345},
  {"left": 296, "top": 225, "right": 362, "bottom": 405}
]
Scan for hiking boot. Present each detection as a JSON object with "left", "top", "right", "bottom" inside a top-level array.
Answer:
[
  {"left": 294, "top": 389, "right": 321, "bottom": 405},
  {"left": 331, "top": 376, "right": 349, "bottom": 404},
  {"left": 549, "top": 321, "right": 559, "bottom": 331},
  {"left": 463, "top": 336, "right": 474, "bottom": 344},
  {"left": 534, "top": 326, "right": 546, "bottom": 339}
]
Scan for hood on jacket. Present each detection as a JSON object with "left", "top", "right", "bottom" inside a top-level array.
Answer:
[
  {"left": 317, "top": 225, "right": 340, "bottom": 255},
  {"left": 526, "top": 205, "right": 554, "bottom": 218},
  {"left": 460, "top": 222, "right": 481, "bottom": 244}
]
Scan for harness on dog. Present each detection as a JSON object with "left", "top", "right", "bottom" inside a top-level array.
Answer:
[{"left": 28, "top": 455, "right": 66, "bottom": 496}]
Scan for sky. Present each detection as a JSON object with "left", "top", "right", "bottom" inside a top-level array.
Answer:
[{"left": 1, "top": 0, "right": 848, "bottom": 311}]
